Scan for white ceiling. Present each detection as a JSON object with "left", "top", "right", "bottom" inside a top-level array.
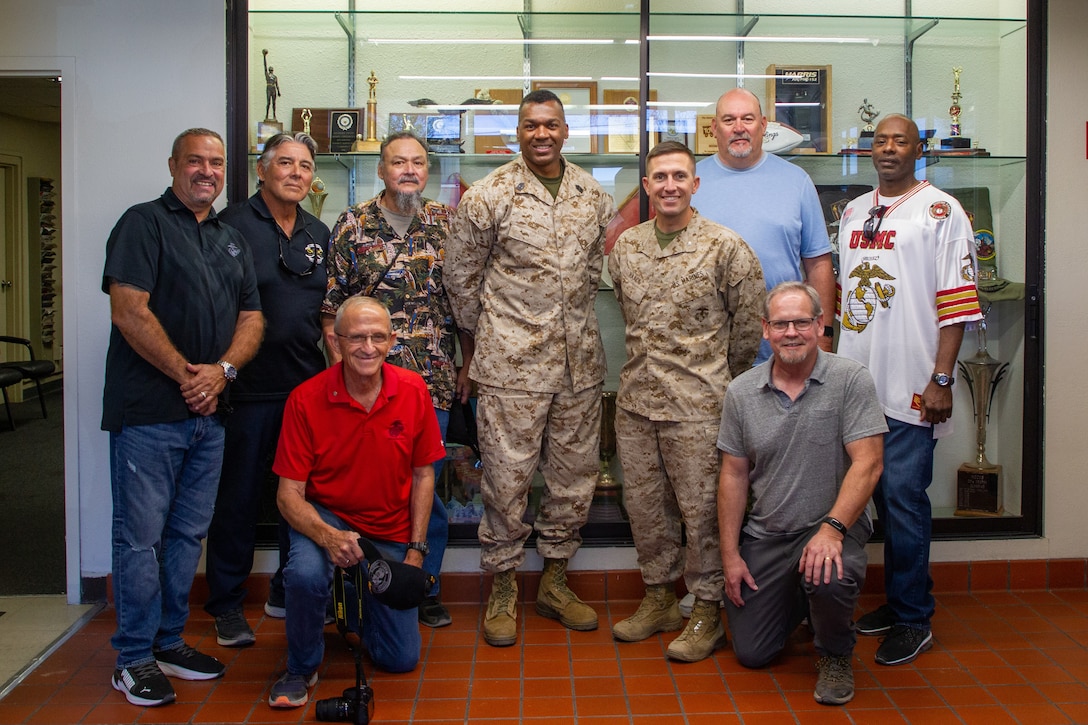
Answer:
[{"left": 0, "top": 76, "right": 61, "bottom": 124}]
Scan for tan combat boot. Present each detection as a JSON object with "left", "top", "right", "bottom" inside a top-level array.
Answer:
[
  {"left": 666, "top": 598, "right": 727, "bottom": 662},
  {"left": 612, "top": 584, "right": 683, "bottom": 642},
  {"left": 535, "top": 558, "right": 598, "bottom": 631},
  {"left": 483, "top": 569, "right": 518, "bottom": 647}
]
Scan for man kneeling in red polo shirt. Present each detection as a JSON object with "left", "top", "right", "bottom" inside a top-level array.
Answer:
[{"left": 268, "top": 296, "right": 445, "bottom": 709}]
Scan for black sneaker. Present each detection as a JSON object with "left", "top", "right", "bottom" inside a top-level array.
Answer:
[
  {"left": 264, "top": 588, "right": 286, "bottom": 619},
  {"left": 875, "top": 625, "right": 933, "bottom": 666},
  {"left": 814, "top": 655, "right": 854, "bottom": 705},
  {"left": 215, "top": 608, "right": 256, "bottom": 647},
  {"left": 855, "top": 603, "right": 896, "bottom": 635},
  {"left": 112, "top": 661, "right": 176, "bottom": 707},
  {"left": 153, "top": 643, "right": 226, "bottom": 680},
  {"left": 418, "top": 596, "right": 452, "bottom": 628}
]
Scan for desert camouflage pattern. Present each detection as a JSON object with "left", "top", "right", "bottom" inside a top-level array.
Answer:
[
  {"left": 446, "top": 157, "right": 617, "bottom": 393},
  {"left": 323, "top": 194, "right": 457, "bottom": 411},
  {"left": 608, "top": 211, "right": 765, "bottom": 422},
  {"left": 475, "top": 379, "right": 602, "bottom": 572},
  {"left": 615, "top": 408, "right": 725, "bottom": 601}
]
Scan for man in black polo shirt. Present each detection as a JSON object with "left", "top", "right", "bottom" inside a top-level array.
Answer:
[
  {"left": 203, "top": 132, "right": 330, "bottom": 647},
  {"left": 102, "top": 128, "right": 264, "bottom": 708}
]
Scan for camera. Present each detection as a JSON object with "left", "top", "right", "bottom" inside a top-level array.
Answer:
[{"left": 315, "top": 685, "right": 374, "bottom": 724}]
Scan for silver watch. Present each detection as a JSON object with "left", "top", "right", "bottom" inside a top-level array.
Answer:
[{"left": 218, "top": 360, "right": 238, "bottom": 382}]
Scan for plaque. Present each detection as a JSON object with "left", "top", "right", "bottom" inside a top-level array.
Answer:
[
  {"left": 954, "top": 307, "right": 1009, "bottom": 517},
  {"left": 329, "top": 110, "right": 360, "bottom": 154}
]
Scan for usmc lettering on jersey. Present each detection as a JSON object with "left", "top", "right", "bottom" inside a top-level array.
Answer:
[{"left": 848, "top": 229, "right": 896, "bottom": 250}]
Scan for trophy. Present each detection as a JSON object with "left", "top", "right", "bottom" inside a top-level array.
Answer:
[
  {"left": 941, "top": 67, "right": 973, "bottom": 149},
  {"left": 355, "top": 70, "right": 382, "bottom": 153},
  {"left": 256, "top": 48, "right": 284, "bottom": 149},
  {"left": 588, "top": 392, "right": 627, "bottom": 522},
  {"left": 857, "top": 98, "right": 879, "bottom": 150},
  {"left": 954, "top": 306, "right": 1009, "bottom": 516},
  {"left": 300, "top": 108, "right": 312, "bottom": 136},
  {"left": 308, "top": 177, "right": 328, "bottom": 218}
]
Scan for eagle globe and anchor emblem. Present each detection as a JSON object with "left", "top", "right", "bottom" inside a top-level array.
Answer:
[{"left": 842, "top": 261, "right": 897, "bottom": 332}]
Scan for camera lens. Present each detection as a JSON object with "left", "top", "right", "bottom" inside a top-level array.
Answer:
[{"left": 314, "top": 696, "right": 354, "bottom": 722}]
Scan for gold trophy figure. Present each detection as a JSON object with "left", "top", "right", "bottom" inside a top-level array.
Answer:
[
  {"left": 941, "top": 67, "right": 973, "bottom": 149},
  {"left": 356, "top": 70, "right": 382, "bottom": 153},
  {"left": 300, "top": 108, "right": 312, "bottom": 136},
  {"left": 955, "top": 307, "right": 1009, "bottom": 516}
]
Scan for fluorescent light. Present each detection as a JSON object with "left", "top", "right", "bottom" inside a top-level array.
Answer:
[
  {"left": 648, "top": 71, "right": 781, "bottom": 80},
  {"left": 369, "top": 38, "right": 616, "bottom": 45},
  {"left": 600, "top": 76, "right": 639, "bottom": 82},
  {"left": 647, "top": 34, "right": 877, "bottom": 46},
  {"left": 775, "top": 102, "right": 822, "bottom": 107},
  {"left": 399, "top": 75, "right": 593, "bottom": 82}
]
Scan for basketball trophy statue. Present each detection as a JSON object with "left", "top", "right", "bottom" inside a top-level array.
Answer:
[
  {"left": 308, "top": 177, "right": 328, "bottom": 219},
  {"left": 955, "top": 305, "right": 1009, "bottom": 516}
]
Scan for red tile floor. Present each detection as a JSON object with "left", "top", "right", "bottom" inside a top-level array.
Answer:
[{"left": 3, "top": 585, "right": 1088, "bottom": 725}]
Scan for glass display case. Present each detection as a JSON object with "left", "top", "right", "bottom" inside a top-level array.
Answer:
[{"left": 231, "top": 0, "right": 1041, "bottom": 544}]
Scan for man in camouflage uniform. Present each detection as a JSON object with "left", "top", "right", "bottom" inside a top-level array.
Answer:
[
  {"left": 608, "top": 141, "right": 765, "bottom": 662},
  {"left": 323, "top": 131, "right": 473, "bottom": 628},
  {"left": 446, "top": 89, "right": 617, "bottom": 647}
]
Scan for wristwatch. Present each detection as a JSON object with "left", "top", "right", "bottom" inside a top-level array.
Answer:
[
  {"left": 931, "top": 372, "right": 954, "bottom": 387},
  {"left": 822, "top": 325, "right": 835, "bottom": 338},
  {"left": 407, "top": 541, "right": 429, "bottom": 556},
  {"left": 218, "top": 360, "right": 238, "bottom": 382}
]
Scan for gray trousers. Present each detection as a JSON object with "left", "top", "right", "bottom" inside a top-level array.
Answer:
[{"left": 725, "top": 517, "right": 870, "bottom": 668}]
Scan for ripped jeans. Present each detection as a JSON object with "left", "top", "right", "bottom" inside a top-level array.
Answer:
[{"left": 109, "top": 417, "right": 224, "bottom": 668}]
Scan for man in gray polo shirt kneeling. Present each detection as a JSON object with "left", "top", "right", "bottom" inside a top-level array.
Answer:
[{"left": 716, "top": 281, "right": 886, "bottom": 706}]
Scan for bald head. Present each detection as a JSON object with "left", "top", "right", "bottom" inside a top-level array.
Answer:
[{"left": 711, "top": 87, "right": 768, "bottom": 169}]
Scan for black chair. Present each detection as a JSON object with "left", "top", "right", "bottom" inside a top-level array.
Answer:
[
  {"left": 0, "top": 366, "right": 22, "bottom": 430},
  {"left": 0, "top": 335, "right": 55, "bottom": 419}
]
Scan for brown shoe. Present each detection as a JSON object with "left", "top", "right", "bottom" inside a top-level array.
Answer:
[
  {"left": 534, "top": 558, "right": 598, "bottom": 631},
  {"left": 612, "top": 584, "right": 682, "bottom": 642},
  {"left": 483, "top": 569, "right": 518, "bottom": 647},
  {"left": 666, "top": 598, "right": 727, "bottom": 662}
]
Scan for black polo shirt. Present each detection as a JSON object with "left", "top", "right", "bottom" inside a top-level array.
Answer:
[
  {"left": 101, "top": 188, "right": 261, "bottom": 431},
  {"left": 218, "top": 192, "right": 330, "bottom": 400}
]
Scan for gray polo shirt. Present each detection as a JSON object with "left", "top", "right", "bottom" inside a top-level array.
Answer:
[{"left": 717, "top": 349, "right": 887, "bottom": 538}]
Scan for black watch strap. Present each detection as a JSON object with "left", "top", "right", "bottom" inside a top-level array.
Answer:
[
  {"left": 823, "top": 516, "right": 848, "bottom": 536},
  {"left": 822, "top": 325, "right": 835, "bottom": 338}
]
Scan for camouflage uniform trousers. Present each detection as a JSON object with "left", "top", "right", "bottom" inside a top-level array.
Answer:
[
  {"left": 615, "top": 406, "right": 725, "bottom": 601},
  {"left": 476, "top": 379, "right": 603, "bottom": 573}
]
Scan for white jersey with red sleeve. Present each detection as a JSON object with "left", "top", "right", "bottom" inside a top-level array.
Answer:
[{"left": 835, "top": 181, "right": 983, "bottom": 438}]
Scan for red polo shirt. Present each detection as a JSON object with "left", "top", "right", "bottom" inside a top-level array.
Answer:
[{"left": 273, "top": 362, "right": 445, "bottom": 542}]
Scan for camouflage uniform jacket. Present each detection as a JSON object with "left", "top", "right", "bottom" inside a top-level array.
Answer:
[
  {"left": 322, "top": 193, "right": 457, "bottom": 411},
  {"left": 447, "top": 157, "right": 617, "bottom": 393},
  {"left": 608, "top": 210, "right": 766, "bottom": 422}
]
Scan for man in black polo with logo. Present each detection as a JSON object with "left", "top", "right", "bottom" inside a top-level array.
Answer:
[
  {"left": 203, "top": 132, "right": 331, "bottom": 647},
  {"left": 103, "top": 128, "right": 264, "bottom": 707}
]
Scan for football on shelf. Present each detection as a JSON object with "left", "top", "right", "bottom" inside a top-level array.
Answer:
[{"left": 763, "top": 122, "right": 804, "bottom": 154}]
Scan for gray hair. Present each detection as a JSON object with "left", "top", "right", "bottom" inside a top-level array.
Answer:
[
  {"left": 171, "top": 128, "right": 223, "bottom": 160},
  {"left": 380, "top": 131, "right": 429, "bottom": 164},
  {"left": 256, "top": 133, "right": 318, "bottom": 187},
  {"left": 763, "top": 281, "right": 822, "bottom": 320}
]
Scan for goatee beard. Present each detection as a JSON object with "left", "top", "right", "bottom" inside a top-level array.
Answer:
[{"left": 392, "top": 189, "right": 423, "bottom": 216}]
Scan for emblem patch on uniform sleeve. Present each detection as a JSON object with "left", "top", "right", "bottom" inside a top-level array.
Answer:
[
  {"left": 227, "top": 241, "right": 241, "bottom": 258},
  {"left": 929, "top": 201, "right": 951, "bottom": 220}
]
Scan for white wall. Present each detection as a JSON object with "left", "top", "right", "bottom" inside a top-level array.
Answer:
[{"left": 0, "top": 0, "right": 227, "bottom": 600}]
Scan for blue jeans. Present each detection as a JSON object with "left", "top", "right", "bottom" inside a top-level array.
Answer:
[
  {"left": 205, "top": 399, "right": 286, "bottom": 616},
  {"left": 110, "top": 417, "right": 224, "bottom": 668},
  {"left": 284, "top": 503, "right": 420, "bottom": 674},
  {"left": 874, "top": 417, "right": 937, "bottom": 629}
]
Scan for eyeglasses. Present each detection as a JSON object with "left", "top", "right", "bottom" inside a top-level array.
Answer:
[
  {"left": 862, "top": 205, "right": 888, "bottom": 243},
  {"left": 278, "top": 235, "right": 318, "bottom": 277},
  {"left": 766, "top": 316, "right": 819, "bottom": 333},
  {"left": 336, "top": 332, "right": 391, "bottom": 346}
]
